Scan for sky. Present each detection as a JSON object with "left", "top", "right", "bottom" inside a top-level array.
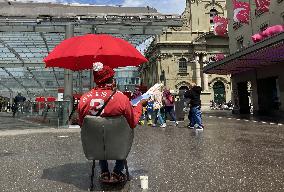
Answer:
[{"left": 14, "top": 0, "right": 186, "bottom": 14}]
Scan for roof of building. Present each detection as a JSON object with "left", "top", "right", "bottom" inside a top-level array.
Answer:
[{"left": 0, "top": 1, "right": 158, "bottom": 17}]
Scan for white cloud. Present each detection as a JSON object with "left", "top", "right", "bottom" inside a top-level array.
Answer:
[
  {"left": 122, "top": 0, "right": 185, "bottom": 14},
  {"left": 13, "top": 0, "right": 58, "bottom": 2},
  {"left": 136, "top": 36, "right": 154, "bottom": 55}
]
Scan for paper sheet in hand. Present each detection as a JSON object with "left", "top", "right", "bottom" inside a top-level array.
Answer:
[
  {"left": 131, "top": 83, "right": 163, "bottom": 106},
  {"left": 130, "top": 93, "right": 150, "bottom": 106}
]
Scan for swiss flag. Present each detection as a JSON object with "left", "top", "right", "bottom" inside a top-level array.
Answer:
[
  {"left": 213, "top": 16, "right": 228, "bottom": 36},
  {"left": 255, "top": 0, "right": 271, "bottom": 13},
  {"left": 233, "top": 0, "right": 250, "bottom": 24}
]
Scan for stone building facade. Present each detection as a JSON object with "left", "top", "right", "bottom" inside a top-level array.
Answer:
[
  {"left": 204, "top": 0, "right": 284, "bottom": 116},
  {"left": 141, "top": 0, "right": 231, "bottom": 108}
]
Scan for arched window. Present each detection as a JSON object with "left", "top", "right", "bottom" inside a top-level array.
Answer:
[
  {"left": 178, "top": 58, "right": 187, "bottom": 73},
  {"left": 209, "top": 8, "right": 218, "bottom": 30}
]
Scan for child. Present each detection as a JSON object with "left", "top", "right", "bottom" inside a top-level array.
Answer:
[
  {"left": 139, "top": 106, "right": 147, "bottom": 125},
  {"left": 146, "top": 98, "right": 154, "bottom": 125}
]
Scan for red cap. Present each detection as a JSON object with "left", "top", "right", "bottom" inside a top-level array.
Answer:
[{"left": 93, "top": 63, "right": 115, "bottom": 84}]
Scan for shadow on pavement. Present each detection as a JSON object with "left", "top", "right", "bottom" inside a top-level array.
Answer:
[{"left": 41, "top": 162, "right": 129, "bottom": 191}]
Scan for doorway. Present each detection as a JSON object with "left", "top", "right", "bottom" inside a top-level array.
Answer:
[
  {"left": 257, "top": 77, "right": 279, "bottom": 115},
  {"left": 213, "top": 81, "right": 226, "bottom": 105},
  {"left": 178, "top": 86, "right": 189, "bottom": 98},
  {"left": 237, "top": 81, "right": 250, "bottom": 114}
]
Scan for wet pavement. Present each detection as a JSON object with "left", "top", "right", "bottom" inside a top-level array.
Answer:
[
  {"left": 0, "top": 112, "right": 284, "bottom": 191},
  {"left": 0, "top": 112, "right": 51, "bottom": 131}
]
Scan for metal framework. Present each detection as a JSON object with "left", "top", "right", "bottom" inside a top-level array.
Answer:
[{"left": 0, "top": 7, "right": 182, "bottom": 98}]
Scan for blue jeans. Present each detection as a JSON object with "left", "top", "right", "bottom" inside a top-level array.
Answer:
[
  {"left": 153, "top": 109, "right": 165, "bottom": 125},
  {"left": 164, "top": 106, "right": 176, "bottom": 122},
  {"left": 189, "top": 106, "right": 203, "bottom": 127},
  {"left": 99, "top": 160, "right": 124, "bottom": 173}
]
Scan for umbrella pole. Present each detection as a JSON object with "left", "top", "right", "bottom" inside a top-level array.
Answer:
[
  {"left": 78, "top": 71, "right": 83, "bottom": 94},
  {"left": 63, "top": 24, "right": 74, "bottom": 127},
  {"left": 90, "top": 70, "right": 94, "bottom": 90}
]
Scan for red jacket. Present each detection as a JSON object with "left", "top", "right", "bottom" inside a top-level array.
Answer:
[{"left": 78, "top": 87, "right": 142, "bottom": 128}]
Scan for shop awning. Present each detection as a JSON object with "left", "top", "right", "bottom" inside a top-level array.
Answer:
[{"left": 204, "top": 32, "right": 284, "bottom": 75}]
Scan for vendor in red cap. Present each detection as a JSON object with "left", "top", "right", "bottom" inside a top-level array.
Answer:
[{"left": 78, "top": 62, "right": 146, "bottom": 183}]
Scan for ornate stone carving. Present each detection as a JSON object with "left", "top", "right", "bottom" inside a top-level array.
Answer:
[
  {"left": 208, "top": 77, "right": 230, "bottom": 88},
  {"left": 175, "top": 81, "right": 191, "bottom": 89}
]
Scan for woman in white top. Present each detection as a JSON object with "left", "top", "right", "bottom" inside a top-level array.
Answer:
[{"left": 152, "top": 89, "right": 166, "bottom": 127}]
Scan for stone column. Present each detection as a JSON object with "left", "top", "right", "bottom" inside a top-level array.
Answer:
[
  {"left": 202, "top": 56, "right": 209, "bottom": 91},
  {"left": 195, "top": 54, "right": 201, "bottom": 86}
]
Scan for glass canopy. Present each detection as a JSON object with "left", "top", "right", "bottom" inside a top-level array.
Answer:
[{"left": 0, "top": 31, "right": 153, "bottom": 99}]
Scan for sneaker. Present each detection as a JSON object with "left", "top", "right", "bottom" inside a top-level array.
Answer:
[
  {"left": 195, "top": 125, "right": 204, "bottom": 131},
  {"left": 160, "top": 123, "right": 167, "bottom": 128},
  {"left": 152, "top": 124, "right": 157, "bottom": 127},
  {"left": 187, "top": 125, "right": 194, "bottom": 129}
]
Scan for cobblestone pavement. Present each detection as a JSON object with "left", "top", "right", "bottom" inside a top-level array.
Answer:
[{"left": 0, "top": 112, "right": 284, "bottom": 192}]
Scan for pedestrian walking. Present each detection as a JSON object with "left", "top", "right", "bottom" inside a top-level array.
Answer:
[
  {"left": 184, "top": 83, "right": 204, "bottom": 130},
  {"left": 152, "top": 87, "right": 166, "bottom": 128},
  {"left": 162, "top": 88, "right": 178, "bottom": 126},
  {"left": 14, "top": 93, "right": 26, "bottom": 114}
]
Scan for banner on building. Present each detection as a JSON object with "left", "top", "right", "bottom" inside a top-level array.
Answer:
[
  {"left": 215, "top": 53, "right": 225, "bottom": 61},
  {"left": 213, "top": 16, "right": 228, "bottom": 36},
  {"left": 233, "top": 0, "right": 250, "bottom": 24},
  {"left": 255, "top": 0, "right": 271, "bottom": 13}
]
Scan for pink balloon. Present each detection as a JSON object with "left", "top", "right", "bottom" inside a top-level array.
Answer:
[
  {"left": 262, "top": 25, "right": 284, "bottom": 38},
  {"left": 251, "top": 33, "right": 263, "bottom": 43}
]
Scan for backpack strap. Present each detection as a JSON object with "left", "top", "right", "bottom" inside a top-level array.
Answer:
[{"left": 96, "top": 89, "right": 117, "bottom": 116}]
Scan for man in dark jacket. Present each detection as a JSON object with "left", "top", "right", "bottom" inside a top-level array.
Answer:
[
  {"left": 12, "top": 93, "right": 26, "bottom": 117},
  {"left": 184, "top": 83, "right": 204, "bottom": 130}
]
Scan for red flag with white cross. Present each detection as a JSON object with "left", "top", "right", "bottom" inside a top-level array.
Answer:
[
  {"left": 213, "top": 16, "right": 228, "bottom": 36},
  {"left": 255, "top": 0, "right": 271, "bottom": 13},
  {"left": 233, "top": 0, "right": 251, "bottom": 24}
]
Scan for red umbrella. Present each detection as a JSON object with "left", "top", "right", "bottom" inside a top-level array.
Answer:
[
  {"left": 35, "top": 97, "right": 45, "bottom": 102},
  {"left": 46, "top": 96, "right": 56, "bottom": 102},
  {"left": 43, "top": 34, "right": 148, "bottom": 71}
]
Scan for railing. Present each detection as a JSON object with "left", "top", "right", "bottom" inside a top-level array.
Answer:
[{"left": 12, "top": 101, "right": 71, "bottom": 128}]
